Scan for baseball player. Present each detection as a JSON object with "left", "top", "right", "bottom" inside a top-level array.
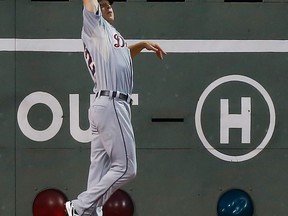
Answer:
[{"left": 65, "top": 0, "right": 166, "bottom": 215}]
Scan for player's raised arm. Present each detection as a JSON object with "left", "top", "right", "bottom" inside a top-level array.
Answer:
[
  {"left": 83, "top": 0, "right": 99, "bottom": 13},
  {"left": 129, "top": 41, "right": 167, "bottom": 60}
]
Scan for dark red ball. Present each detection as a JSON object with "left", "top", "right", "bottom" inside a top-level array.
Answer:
[
  {"left": 103, "top": 189, "right": 134, "bottom": 216},
  {"left": 33, "top": 188, "right": 68, "bottom": 216}
]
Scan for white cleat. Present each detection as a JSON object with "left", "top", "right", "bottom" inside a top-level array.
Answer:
[
  {"left": 96, "top": 206, "right": 103, "bottom": 216},
  {"left": 65, "top": 201, "right": 79, "bottom": 216}
]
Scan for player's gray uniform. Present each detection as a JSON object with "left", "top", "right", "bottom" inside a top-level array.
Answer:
[{"left": 72, "top": 7, "right": 137, "bottom": 216}]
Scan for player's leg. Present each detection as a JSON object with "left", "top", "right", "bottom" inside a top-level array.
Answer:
[
  {"left": 69, "top": 102, "right": 110, "bottom": 216},
  {"left": 92, "top": 98, "right": 137, "bottom": 201},
  {"left": 88, "top": 132, "right": 110, "bottom": 216},
  {"left": 72, "top": 98, "right": 136, "bottom": 215},
  {"left": 86, "top": 136, "right": 111, "bottom": 190},
  {"left": 94, "top": 98, "right": 137, "bottom": 202},
  {"left": 83, "top": 98, "right": 137, "bottom": 206},
  {"left": 86, "top": 135, "right": 110, "bottom": 216},
  {"left": 88, "top": 105, "right": 109, "bottom": 216}
]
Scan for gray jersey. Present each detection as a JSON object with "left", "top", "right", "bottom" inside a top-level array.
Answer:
[{"left": 81, "top": 7, "right": 133, "bottom": 94}]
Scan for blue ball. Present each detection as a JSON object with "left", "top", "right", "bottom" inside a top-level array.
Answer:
[{"left": 217, "top": 189, "right": 254, "bottom": 216}]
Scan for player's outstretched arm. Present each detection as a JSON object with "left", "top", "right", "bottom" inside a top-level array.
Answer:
[
  {"left": 83, "top": 0, "right": 99, "bottom": 13},
  {"left": 129, "top": 41, "right": 167, "bottom": 60}
]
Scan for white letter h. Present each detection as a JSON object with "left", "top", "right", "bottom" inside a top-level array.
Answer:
[{"left": 220, "top": 97, "right": 251, "bottom": 144}]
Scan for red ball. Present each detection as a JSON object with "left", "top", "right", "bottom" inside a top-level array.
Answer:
[
  {"left": 33, "top": 188, "right": 68, "bottom": 216},
  {"left": 103, "top": 189, "right": 134, "bottom": 216}
]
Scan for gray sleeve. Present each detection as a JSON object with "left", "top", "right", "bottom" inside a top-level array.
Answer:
[{"left": 82, "top": 7, "right": 102, "bottom": 37}]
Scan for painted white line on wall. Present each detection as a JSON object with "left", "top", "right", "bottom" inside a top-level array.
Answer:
[
  {"left": 1, "top": 38, "right": 288, "bottom": 53},
  {"left": 0, "top": 39, "right": 15, "bottom": 51}
]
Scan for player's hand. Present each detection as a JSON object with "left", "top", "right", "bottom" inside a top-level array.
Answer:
[{"left": 144, "top": 41, "right": 167, "bottom": 60}]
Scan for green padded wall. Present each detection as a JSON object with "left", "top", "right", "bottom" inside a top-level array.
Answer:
[
  {"left": 1, "top": 0, "right": 288, "bottom": 215},
  {"left": 0, "top": 0, "right": 15, "bottom": 215}
]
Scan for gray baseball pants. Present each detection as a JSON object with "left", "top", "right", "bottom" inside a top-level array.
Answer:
[{"left": 72, "top": 95, "right": 137, "bottom": 216}]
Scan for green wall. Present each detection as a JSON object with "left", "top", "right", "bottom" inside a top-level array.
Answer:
[{"left": 1, "top": 0, "right": 288, "bottom": 215}]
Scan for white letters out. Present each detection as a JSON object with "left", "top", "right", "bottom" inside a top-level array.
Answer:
[
  {"left": 220, "top": 97, "right": 251, "bottom": 144},
  {"left": 17, "top": 92, "right": 92, "bottom": 143},
  {"left": 17, "top": 91, "right": 138, "bottom": 143}
]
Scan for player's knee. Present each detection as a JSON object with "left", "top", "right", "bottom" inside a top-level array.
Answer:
[
  {"left": 127, "top": 166, "right": 137, "bottom": 180},
  {"left": 113, "top": 160, "right": 136, "bottom": 180},
  {"left": 122, "top": 163, "right": 136, "bottom": 181},
  {"left": 127, "top": 164, "right": 137, "bottom": 180}
]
